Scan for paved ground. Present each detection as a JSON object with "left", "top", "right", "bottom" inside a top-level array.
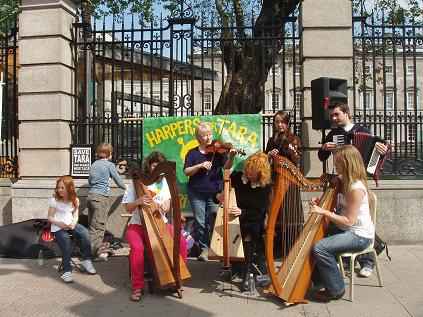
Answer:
[{"left": 0, "top": 245, "right": 422, "bottom": 317}]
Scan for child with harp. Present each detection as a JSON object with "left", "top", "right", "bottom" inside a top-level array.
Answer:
[
  {"left": 122, "top": 151, "right": 188, "bottom": 302},
  {"left": 310, "top": 145, "right": 375, "bottom": 302},
  {"left": 216, "top": 152, "right": 272, "bottom": 291}
]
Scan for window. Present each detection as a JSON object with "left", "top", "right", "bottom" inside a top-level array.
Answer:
[
  {"left": 270, "top": 67, "right": 280, "bottom": 77},
  {"left": 294, "top": 91, "right": 302, "bottom": 109},
  {"left": 408, "top": 124, "right": 417, "bottom": 142},
  {"left": 359, "top": 90, "right": 373, "bottom": 109},
  {"left": 294, "top": 65, "right": 301, "bottom": 76},
  {"left": 364, "top": 65, "right": 372, "bottom": 75},
  {"left": 385, "top": 91, "right": 394, "bottom": 110},
  {"left": 272, "top": 93, "right": 280, "bottom": 109},
  {"left": 407, "top": 65, "right": 414, "bottom": 75},
  {"left": 203, "top": 94, "right": 212, "bottom": 111},
  {"left": 384, "top": 65, "right": 393, "bottom": 74},
  {"left": 406, "top": 91, "right": 420, "bottom": 109}
]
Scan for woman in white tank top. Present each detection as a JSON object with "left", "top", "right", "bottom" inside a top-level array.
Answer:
[{"left": 309, "top": 145, "right": 374, "bottom": 302}]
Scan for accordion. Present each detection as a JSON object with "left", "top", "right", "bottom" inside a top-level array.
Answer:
[{"left": 352, "top": 132, "right": 385, "bottom": 175}]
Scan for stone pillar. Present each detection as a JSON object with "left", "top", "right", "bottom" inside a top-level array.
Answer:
[
  {"left": 301, "top": 0, "right": 353, "bottom": 177},
  {"left": 12, "top": 0, "right": 78, "bottom": 222}
]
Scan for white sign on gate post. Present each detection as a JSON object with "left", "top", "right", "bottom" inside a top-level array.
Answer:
[{"left": 71, "top": 145, "right": 92, "bottom": 177}]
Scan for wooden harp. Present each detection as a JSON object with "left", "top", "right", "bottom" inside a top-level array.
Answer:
[
  {"left": 132, "top": 161, "right": 191, "bottom": 298},
  {"left": 209, "top": 169, "right": 244, "bottom": 266},
  {"left": 265, "top": 155, "right": 337, "bottom": 304}
]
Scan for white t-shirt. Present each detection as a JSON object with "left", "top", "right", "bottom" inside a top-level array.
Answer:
[
  {"left": 48, "top": 197, "right": 77, "bottom": 232},
  {"left": 122, "top": 178, "right": 171, "bottom": 225},
  {"left": 336, "top": 180, "right": 375, "bottom": 239}
]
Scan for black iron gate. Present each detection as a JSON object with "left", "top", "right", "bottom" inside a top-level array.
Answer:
[
  {"left": 71, "top": 2, "right": 303, "bottom": 163},
  {"left": 0, "top": 13, "right": 19, "bottom": 178},
  {"left": 352, "top": 3, "right": 423, "bottom": 178}
]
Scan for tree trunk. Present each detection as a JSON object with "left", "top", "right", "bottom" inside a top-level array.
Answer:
[{"left": 214, "top": 0, "right": 299, "bottom": 114}]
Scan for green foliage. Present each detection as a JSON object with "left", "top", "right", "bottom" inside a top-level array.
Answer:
[
  {"left": 354, "top": 0, "right": 423, "bottom": 24},
  {"left": 0, "top": 0, "right": 19, "bottom": 19}
]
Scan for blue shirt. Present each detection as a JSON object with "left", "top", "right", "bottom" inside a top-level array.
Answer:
[
  {"left": 184, "top": 147, "right": 227, "bottom": 194},
  {"left": 88, "top": 159, "right": 126, "bottom": 196}
]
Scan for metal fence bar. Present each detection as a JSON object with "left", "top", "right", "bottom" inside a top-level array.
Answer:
[{"left": 0, "top": 13, "right": 19, "bottom": 178}]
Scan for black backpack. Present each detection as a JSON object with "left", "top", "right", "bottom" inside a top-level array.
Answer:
[{"left": 374, "top": 232, "right": 391, "bottom": 261}]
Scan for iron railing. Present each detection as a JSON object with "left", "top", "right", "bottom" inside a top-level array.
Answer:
[
  {"left": 0, "top": 13, "right": 18, "bottom": 178},
  {"left": 71, "top": 1, "right": 303, "bottom": 163},
  {"left": 352, "top": 2, "right": 423, "bottom": 177}
]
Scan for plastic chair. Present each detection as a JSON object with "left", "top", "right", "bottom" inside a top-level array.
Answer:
[{"left": 337, "top": 191, "right": 383, "bottom": 301}]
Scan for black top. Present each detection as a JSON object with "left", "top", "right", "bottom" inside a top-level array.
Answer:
[
  {"left": 230, "top": 171, "right": 272, "bottom": 225},
  {"left": 184, "top": 147, "right": 227, "bottom": 193},
  {"left": 318, "top": 124, "right": 370, "bottom": 162},
  {"left": 265, "top": 133, "right": 302, "bottom": 164}
]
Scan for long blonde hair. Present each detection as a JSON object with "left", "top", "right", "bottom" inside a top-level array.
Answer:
[
  {"left": 334, "top": 145, "right": 368, "bottom": 194},
  {"left": 243, "top": 151, "right": 272, "bottom": 187}
]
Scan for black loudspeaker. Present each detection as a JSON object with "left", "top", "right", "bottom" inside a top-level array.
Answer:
[{"left": 311, "top": 77, "right": 348, "bottom": 130}]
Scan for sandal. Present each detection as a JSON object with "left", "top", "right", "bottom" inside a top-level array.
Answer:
[{"left": 130, "top": 288, "right": 143, "bottom": 302}]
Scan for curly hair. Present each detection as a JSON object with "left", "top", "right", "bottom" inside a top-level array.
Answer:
[
  {"left": 54, "top": 175, "right": 78, "bottom": 208},
  {"left": 243, "top": 151, "right": 272, "bottom": 187}
]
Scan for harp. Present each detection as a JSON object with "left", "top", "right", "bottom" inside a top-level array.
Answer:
[
  {"left": 265, "top": 155, "right": 337, "bottom": 304},
  {"left": 209, "top": 169, "right": 244, "bottom": 267},
  {"left": 132, "top": 161, "right": 191, "bottom": 298}
]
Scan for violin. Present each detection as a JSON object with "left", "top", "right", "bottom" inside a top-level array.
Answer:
[{"left": 205, "top": 140, "right": 246, "bottom": 156}]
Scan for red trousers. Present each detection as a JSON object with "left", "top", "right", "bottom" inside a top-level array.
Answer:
[{"left": 126, "top": 224, "right": 188, "bottom": 290}]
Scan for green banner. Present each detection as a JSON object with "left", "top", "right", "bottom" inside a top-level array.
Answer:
[{"left": 143, "top": 114, "right": 262, "bottom": 214}]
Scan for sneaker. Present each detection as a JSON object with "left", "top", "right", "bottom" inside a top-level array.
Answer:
[
  {"left": 80, "top": 259, "right": 97, "bottom": 274},
  {"left": 359, "top": 266, "right": 373, "bottom": 278},
  {"left": 197, "top": 249, "right": 208, "bottom": 262},
  {"left": 60, "top": 271, "right": 73, "bottom": 283}
]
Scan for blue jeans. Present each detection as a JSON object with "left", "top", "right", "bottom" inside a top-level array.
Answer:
[
  {"left": 312, "top": 229, "right": 371, "bottom": 296},
  {"left": 54, "top": 224, "right": 92, "bottom": 273},
  {"left": 357, "top": 253, "right": 375, "bottom": 269},
  {"left": 188, "top": 188, "right": 218, "bottom": 251}
]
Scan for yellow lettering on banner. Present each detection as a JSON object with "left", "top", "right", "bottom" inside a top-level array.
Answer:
[
  {"left": 184, "top": 119, "right": 194, "bottom": 135},
  {"left": 215, "top": 118, "right": 227, "bottom": 134},
  {"left": 247, "top": 132, "right": 257, "bottom": 148},
  {"left": 155, "top": 128, "right": 165, "bottom": 144},
  {"left": 162, "top": 125, "right": 172, "bottom": 140},
  {"left": 227, "top": 121, "right": 237, "bottom": 139},
  {"left": 177, "top": 121, "right": 185, "bottom": 135},
  {"left": 170, "top": 122, "right": 178, "bottom": 137},
  {"left": 179, "top": 193, "right": 188, "bottom": 210},
  {"left": 146, "top": 131, "right": 159, "bottom": 147},
  {"left": 238, "top": 126, "right": 247, "bottom": 144},
  {"left": 192, "top": 118, "right": 201, "bottom": 134}
]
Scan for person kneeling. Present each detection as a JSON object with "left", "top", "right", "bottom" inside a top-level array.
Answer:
[
  {"left": 216, "top": 152, "right": 272, "bottom": 291},
  {"left": 310, "top": 145, "right": 375, "bottom": 302}
]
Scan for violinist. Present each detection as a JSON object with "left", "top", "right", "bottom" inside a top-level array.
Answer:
[
  {"left": 184, "top": 122, "right": 236, "bottom": 262},
  {"left": 265, "top": 111, "right": 304, "bottom": 255}
]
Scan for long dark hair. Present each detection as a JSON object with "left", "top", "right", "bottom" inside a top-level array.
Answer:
[
  {"left": 142, "top": 151, "right": 167, "bottom": 175},
  {"left": 272, "top": 110, "right": 292, "bottom": 146}
]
